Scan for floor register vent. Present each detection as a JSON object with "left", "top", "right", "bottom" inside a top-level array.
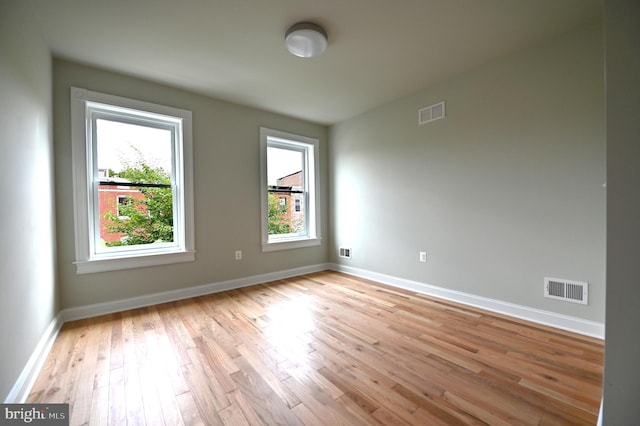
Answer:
[
  {"left": 338, "top": 247, "right": 352, "bottom": 259},
  {"left": 544, "top": 277, "right": 588, "bottom": 305}
]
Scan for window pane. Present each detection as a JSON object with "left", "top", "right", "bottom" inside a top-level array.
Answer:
[
  {"left": 95, "top": 118, "right": 174, "bottom": 250},
  {"left": 96, "top": 119, "right": 172, "bottom": 182},
  {"left": 267, "top": 146, "right": 304, "bottom": 236},
  {"left": 267, "top": 146, "right": 302, "bottom": 186},
  {"left": 98, "top": 183, "right": 174, "bottom": 249}
]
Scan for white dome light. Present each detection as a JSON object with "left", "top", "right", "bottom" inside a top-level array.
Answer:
[{"left": 285, "top": 22, "right": 328, "bottom": 58}]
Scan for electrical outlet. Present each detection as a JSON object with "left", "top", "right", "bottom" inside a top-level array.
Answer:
[
  {"left": 235, "top": 250, "right": 242, "bottom": 260},
  {"left": 419, "top": 251, "right": 427, "bottom": 263}
]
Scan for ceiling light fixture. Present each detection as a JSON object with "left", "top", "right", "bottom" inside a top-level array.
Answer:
[{"left": 285, "top": 22, "right": 328, "bottom": 58}]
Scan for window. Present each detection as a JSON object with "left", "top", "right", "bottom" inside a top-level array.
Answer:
[
  {"left": 260, "top": 127, "right": 321, "bottom": 251},
  {"left": 71, "top": 88, "right": 195, "bottom": 273},
  {"left": 116, "top": 196, "right": 131, "bottom": 218}
]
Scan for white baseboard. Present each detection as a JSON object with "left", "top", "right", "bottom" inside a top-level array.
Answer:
[
  {"left": 4, "top": 314, "right": 63, "bottom": 403},
  {"left": 61, "top": 263, "right": 330, "bottom": 322},
  {"left": 330, "top": 263, "right": 604, "bottom": 339},
  {"left": 597, "top": 398, "right": 603, "bottom": 426}
]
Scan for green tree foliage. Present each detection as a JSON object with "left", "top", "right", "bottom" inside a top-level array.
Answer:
[
  {"left": 103, "top": 162, "right": 173, "bottom": 246},
  {"left": 268, "top": 192, "right": 293, "bottom": 235}
]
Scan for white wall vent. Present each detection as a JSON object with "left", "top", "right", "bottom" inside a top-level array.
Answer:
[
  {"left": 544, "top": 277, "right": 588, "bottom": 305},
  {"left": 338, "top": 247, "right": 351, "bottom": 259},
  {"left": 418, "top": 101, "right": 445, "bottom": 124}
]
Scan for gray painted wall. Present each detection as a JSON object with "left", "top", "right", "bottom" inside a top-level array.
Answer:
[
  {"left": 329, "top": 22, "right": 606, "bottom": 322},
  {"left": 603, "top": 0, "right": 640, "bottom": 422},
  {"left": 53, "top": 60, "right": 328, "bottom": 310},
  {"left": 7, "top": 4, "right": 634, "bottom": 413},
  {"left": 0, "top": 2, "right": 57, "bottom": 401}
]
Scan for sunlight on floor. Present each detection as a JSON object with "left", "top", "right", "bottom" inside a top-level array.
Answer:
[{"left": 264, "top": 294, "right": 315, "bottom": 365}]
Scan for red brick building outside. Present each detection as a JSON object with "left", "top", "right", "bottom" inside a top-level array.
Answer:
[
  {"left": 98, "top": 170, "right": 144, "bottom": 244},
  {"left": 276, "top": 171, "right": 304, "bottom": 232}
]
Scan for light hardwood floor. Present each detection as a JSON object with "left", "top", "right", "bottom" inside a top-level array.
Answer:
[{"left": 28, "top": 271, "right": 603, "bottom": 425}]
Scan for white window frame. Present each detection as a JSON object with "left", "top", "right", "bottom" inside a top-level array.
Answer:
[
  {"left": 71, "top": 87, "right": 195, "bottom": 274},
  {"left": 260, "top": 127, "right": 321, "bottom": 252}
]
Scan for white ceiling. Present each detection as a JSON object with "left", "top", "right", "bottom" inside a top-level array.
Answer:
[{"left": 29, "top": 0, "right": 601, "bottom": 125}]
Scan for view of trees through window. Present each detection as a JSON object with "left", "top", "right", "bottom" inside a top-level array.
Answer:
[
  {"left": 267, "top": 146, "right": 304, "bottom": 236},
  {"left": 101, "top": 162, "right": 173, "bottom": 247},
  {"left": 96, "top": 119, "right": 174, "bottom": 249},
  {"left": 99, "top": 120, "right": 308, "bottom": 246}
]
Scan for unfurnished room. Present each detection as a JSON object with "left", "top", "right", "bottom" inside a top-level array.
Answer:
[{"left": 1, "top": 0, "right": 639, "bottom": 425}]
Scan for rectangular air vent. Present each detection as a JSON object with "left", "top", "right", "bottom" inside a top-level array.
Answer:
[
  {"left": 338, "top": 247, "right": 351, "bottom": 259},
  {"left": 544, "top": 277, "right": 588, "bottom": 305},
  {"left": 418, "top": 101, "right": 445, "bottom": 124}
]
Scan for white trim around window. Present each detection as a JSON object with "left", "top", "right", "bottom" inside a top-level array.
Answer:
[
  {"left": 70, "top": 87, "right": 196, "bottom": 274},
  {"left": 260, "top": 127, "right": 321, "bottom": 252}
]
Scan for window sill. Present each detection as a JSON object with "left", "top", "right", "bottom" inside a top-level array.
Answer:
[
  {"left": 261, "top": 237, "right": 322, "bottom": 252},
  {"left": 75, "top": 250, "right": 196, "bottom": 274}
]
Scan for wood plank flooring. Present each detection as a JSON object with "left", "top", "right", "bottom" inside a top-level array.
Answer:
[{"left": 27, "top": 271, "right": 603, "bottom": 425}]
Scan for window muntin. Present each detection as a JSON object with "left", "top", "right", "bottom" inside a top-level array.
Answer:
[
  {"left": 71, "top": 88, "right": 195, "bottom": 273},
  {"left": 260, "top": 127, "right": 321, "bottom": 251}
]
